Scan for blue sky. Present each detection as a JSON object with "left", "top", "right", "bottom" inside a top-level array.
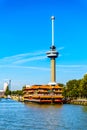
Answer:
[{"left": 0, "top": 0, "right": 87, "bottom": 90}]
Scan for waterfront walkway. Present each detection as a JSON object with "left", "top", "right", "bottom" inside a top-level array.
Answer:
[{"left": 70, "top": 98, "right": 87, "bottom": 105}]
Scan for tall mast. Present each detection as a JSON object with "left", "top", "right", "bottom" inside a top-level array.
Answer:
[{"left": 51, "top": 16, "right": 55, "bottom": 46}]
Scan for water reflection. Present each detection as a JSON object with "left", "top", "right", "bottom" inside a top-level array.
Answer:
[
  {"left": 0, "top": 99, "right": 87, "bottom": 130},
  {"left": 82, "top": 106, "right": 87, "bottom": 112},
  {"left": 24, "top": 102, "right": 63, "bottom": 109}
]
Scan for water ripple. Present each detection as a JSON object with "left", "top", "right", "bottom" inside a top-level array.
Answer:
[{"left": 0, "top": 99, "right": 87, "bottom": 130}]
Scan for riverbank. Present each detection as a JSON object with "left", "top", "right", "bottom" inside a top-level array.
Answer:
[
  {"left": 68, "top": 98, "right": 87, "bottom": 106},
  {"left": 3, "top": 95, "right": 24, "bottom": 102},
  {"left": 3, "top": 96, "right": 87, "bottom": 106},
  {"left": 11, "top": 95, "right": 24, "bottom": 102},
  {"left": 13, "top": 96, "right": 87, "bottom": 106}
]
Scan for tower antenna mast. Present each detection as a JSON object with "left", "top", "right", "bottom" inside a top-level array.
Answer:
[{"left": 51, "top": 16, "right": 55, "bottom": 46}]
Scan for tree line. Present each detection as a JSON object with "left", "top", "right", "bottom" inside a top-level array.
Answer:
[
  {"left": 5, "top": 88, "right": 23, "bottom": 96},
  {"left": 62, "top": 74, "right": 87, "bottom": 99}
]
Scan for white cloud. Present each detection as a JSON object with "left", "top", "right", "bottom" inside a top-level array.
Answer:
[
  {"left": 0, "top": 50, "right": 48, "bottom": 71},
  {"left": 57, "top": 65, "right": 87, "bottom": 68},
  {"left": 0, "top": 47, "right": 64, "bottom": 65},
  {"left": 0, "top": 48, "right": 86, "bottom": 73},
  {"left": 56, "top": 64, "right": 87, "bottom": 72},
  {"left": 0, "top": 65, "right": 50, "bottom": 72},
  {"left": 13, "top": 55, "right": 46, "bottom": 64},
  {"left": 58, "top": 47, "right": 64, "bottom": 50},
  {"left": 0, "top": 50, "right": 47, "bottom": 65}
]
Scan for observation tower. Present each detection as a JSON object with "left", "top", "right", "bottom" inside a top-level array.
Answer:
[
  {"left": 46, "top": 16, "right": 59, "bottom": 86},
  {"left": 23, "top": 16, "right": 63, "bottom": 104}
]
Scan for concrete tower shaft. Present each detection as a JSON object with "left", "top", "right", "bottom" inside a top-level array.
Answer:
[
  {"left": 51, "top": 58, "right": 56, "bottom": 82},
  {"left": 46, "top": 16, "right": 59, "bottom": 86}
]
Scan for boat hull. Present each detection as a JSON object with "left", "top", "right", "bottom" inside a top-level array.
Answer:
[{"left": 24, "top": 98, "right": 63, "bottom": 104}]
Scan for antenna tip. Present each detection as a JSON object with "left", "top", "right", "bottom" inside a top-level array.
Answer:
[{"left": 51, "top": 16, "right": 55, "bottom": 20}]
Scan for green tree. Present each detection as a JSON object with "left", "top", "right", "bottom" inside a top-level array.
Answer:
[
  {"left": 80, "top": 74, "right": 87, "bottom": 98},
  {"left": 66, "top": 79, "right": 81, "bottom": 98},
  {"left": 62, "top": 86, "right": 67, "bottom": 98},
  {"left": 11, "top": 90, "right": 23, "bottom": 96},
  {"left": 5, "top": 86, "right": 11, "bottom": 96},
  {"left": 58, "top": 83, "right": 65, "bottom": 87}
]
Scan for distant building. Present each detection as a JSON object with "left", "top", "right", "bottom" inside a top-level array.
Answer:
[
  {"left": 0, "top": 82, "right": 8, "bottom": 97},
  {"left": 3, "top": 82, "right": 8, "bottom": 92}
]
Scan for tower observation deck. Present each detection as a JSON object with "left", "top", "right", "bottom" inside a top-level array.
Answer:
[{"left": 46, "top": 16, "right": 59, "bottom": 86}]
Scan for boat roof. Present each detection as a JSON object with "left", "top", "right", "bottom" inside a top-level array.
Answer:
[{"left": 25, "top": 85, "right": 62, "bottom": 90}]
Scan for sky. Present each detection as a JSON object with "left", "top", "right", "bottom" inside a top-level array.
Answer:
[{"left": 0, "top": 0, "right": 87, "bottom": 90}]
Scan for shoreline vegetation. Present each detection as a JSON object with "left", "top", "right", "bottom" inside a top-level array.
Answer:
[
  {"left": 68, "top": 98, "right": 87, "bottom": 105},
  {"left": 62, "top": 73, "right": 87, "bottom": 104},
  {"left": 62, "top": 98, "right": 87, "bottom": 106}
]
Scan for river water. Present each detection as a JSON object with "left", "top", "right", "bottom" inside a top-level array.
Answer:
[{"left": 0, "top": 99, "right": 87, "bottom": 130}]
